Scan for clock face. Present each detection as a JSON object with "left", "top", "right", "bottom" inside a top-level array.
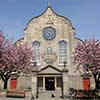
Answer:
[{"left": 43, "top": 27, "right": 56, "bottom": 40}]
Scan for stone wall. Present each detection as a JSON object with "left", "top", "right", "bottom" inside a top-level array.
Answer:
[
  {"left": 0, "top": 79, "right": 4, "bottom": 90},
  {"left": 17, "top": 75, "right": 32, "bottom": 90}
]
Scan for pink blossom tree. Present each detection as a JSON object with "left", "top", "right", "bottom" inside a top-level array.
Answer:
[
  {"left": 15, "top": 44, "right": 33, "bottom": 73},
  {"left": 0, "top": 32, "right": 12, "bottom": 89},
  {"left": 0, "top": 32, "right": 33, "bottom": 89},
  {"left": 74, "top": 38, "right": 100, "bottom": 89}
]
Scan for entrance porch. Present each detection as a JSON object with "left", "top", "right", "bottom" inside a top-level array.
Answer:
[
  {"left": 37, "top": 76, "right": 62, "bottom": 91},
  {"left": 36, "top": 65, "right": 63, "bottom": 98}
]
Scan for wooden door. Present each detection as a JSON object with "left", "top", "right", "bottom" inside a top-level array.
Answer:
[
  {"left": 10, "top": 79, "right": 17, "bottom": 90},
  {"left": 83, "top": 79, "right": 90, "bottom": 90}
]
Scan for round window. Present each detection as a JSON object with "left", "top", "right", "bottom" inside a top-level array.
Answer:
[{"left": 42, "top": 27, "right": 56, "bottom": 41}]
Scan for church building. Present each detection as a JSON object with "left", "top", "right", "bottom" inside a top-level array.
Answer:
[{"left": 7, "top": 6, "right": 95, "bottom": 98}]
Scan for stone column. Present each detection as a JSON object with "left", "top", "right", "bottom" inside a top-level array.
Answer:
[
  {"left": 55, "top": 77, "right": 56, "bottom": 89},
  {"left": 43, "top": 76, "right": 45, "bottom": 91},
  {"left": 7, "top": 79, "right": 11, "bottom": 90},
  {"left": 0, "top": 79, "right": 4, "bottom": 90}
]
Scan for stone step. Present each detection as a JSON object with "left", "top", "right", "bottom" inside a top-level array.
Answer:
[{"left": 6, "top": 90, "right": 25, "bottom": 98}]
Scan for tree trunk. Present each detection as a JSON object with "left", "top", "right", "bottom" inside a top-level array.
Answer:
[
  {"left": 4, "top": 79, "right": 8, "bottom": 89},
  {"left": 93, "top": 73, "right": 100, "bottom": 90},
  {"left": 0, "top": 72, "right": 9, "bottom": 89}
]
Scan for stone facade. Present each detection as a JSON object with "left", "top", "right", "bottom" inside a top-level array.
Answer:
[
  {"left": 23, "top": 6, "right": 79, "bottom": 71},
  {"left": 7, "top": 6, "right": 95, "bottom": 97}
]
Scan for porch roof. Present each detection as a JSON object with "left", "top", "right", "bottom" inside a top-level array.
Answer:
[{"left": 37, "top": 65, "right": 62, "bottom": 75}]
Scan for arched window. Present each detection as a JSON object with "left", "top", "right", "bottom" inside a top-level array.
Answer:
[
  {"left": 32, "top": 41, "right": 40, "bottom": 65},
  {"left": 47, "top": 47, "right": 52, "bottom": 55},
  {"left": 58, "top": 40, "right": 67, "bottom": 64}
]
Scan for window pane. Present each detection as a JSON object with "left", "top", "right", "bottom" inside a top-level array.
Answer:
[
  {"left": 59, "top": 40, "right": 67, "bottom": 64},
  {"left": 59, "top": 40, "right": 67, "bottom": 47},
  {"left": 32, "top": 41, "right": 40, "bottom": 65},
  {"left": 37, "top": 77, "right": 43, "bottom": 87},
  {"left": 47, "top": 47, "right": 52, "bottom": 55},
  {"left": 56, "top": 77, "right": 62, "bottom": 87}
]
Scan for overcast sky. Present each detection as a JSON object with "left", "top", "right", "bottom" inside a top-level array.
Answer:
[{"left": 0, "top": 0, "right": 100, "bottom": 42}]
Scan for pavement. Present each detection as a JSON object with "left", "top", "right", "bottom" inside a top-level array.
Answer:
[
  {"left": 0, "top": 97, "right": 71, "bottom": 100},
  {"left": 0, "top": 91, "right": 99, "bottom": 100},
  {"left": 0, "top": 89, "right": 71, "bottom": 100},
  {"left": 0, "top": 97, "right": 25, "bottom": 100},
  {"left": 0, "top": 91, "right": 6, "bottom": 97},
  {"left": 0, "top": 91, "right": 71, "bottom": 100}
]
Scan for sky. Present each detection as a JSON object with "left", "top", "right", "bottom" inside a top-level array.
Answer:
[{"left": 0, "top": 0, "right": 100, "bottom": 42}]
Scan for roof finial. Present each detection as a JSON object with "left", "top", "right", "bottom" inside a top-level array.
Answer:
[{"left": 47, "top": 1, "right": 51, "bottom": 8}]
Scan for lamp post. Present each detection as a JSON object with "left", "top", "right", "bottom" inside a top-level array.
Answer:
[
  {"left": 63, "top": 61, "right": 67, "bottom": 71},
  {"left": 36, "top": 77, "right": 39, "bottom": 98},
  {"left": 61, "top": 61, "right": 67, "bottom": 98}
]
